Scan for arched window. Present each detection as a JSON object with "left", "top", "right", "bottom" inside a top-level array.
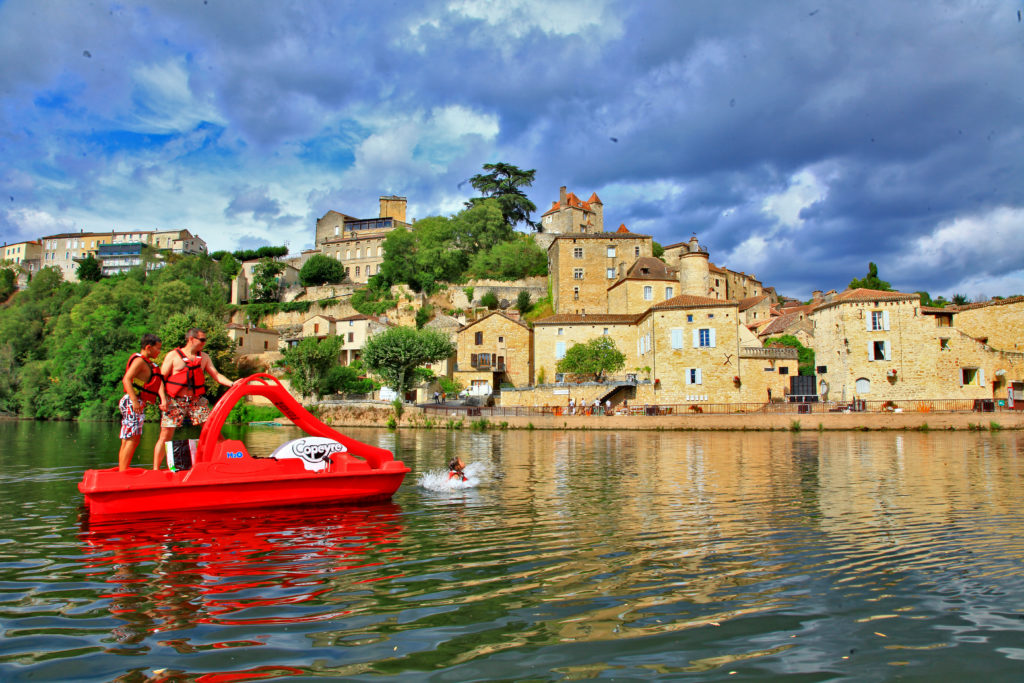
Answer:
[{"left": 855, "top": 377, "right": 871, "bottom": 394}]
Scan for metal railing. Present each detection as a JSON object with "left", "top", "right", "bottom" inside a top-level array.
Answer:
[{"left": 420, "top": 398, "right": 1017, "bottom": 418}]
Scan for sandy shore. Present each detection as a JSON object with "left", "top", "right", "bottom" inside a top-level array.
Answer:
[{"left": 319, "top": 406, "right": 1024, "bottom": 431}]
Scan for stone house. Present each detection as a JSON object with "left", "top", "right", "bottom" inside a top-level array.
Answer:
[
  {"left": 335, "top": 314, "right": 391, "bottom": 365},
  {"left": 539, "top": 186, "right": 604, "bottom": 235},
  {"left": 606, "top": 257, "right": 679, "bottom": 314},
  {"left": 231, "top": 259, "right": 301, "bottom": 305},
  {"left": 549, "top": 228, "right": 653, "bottom": 315},
  {"left": 300, "top": 314, "right": 340, "bottom": 341},
  {"left": 532, "top": 313, "right": 643, "bottom": 386},
  {"left": 424, "top": 313, "right": 462, "bottom": 386},
  {"left": 225, "top": 323, "right": 281, "bottom": 355},
  {"left": 809, "top": 288, "right": 1024, "bottom": 404},
  {"left": 455, "top": 312, "right": 533, "bottom": 394},
  {"left": 738, "top": 294, "right": 771, "bottom": 325}
]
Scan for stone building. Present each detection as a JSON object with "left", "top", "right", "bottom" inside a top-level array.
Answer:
[
  {"left": 314, "top": 196, "right": 410, "bottom": 284},
  {"left": 39, "top": 229, "right": 206, "bottom": 282},
  {"left": 809, "top": 288, "right": 1024, "bottom": 404},
  {"left": 549, "top": 228, "right": 653, "bottom": 314},
  {"left": 738, "top": 294, "right": 771, "bottom": 325},
  {"left": 606, "top": 257, "right": 679, "bottom": 315},
  {"left": 455, "top": 312, "right": 534, "bottom": 394},
  {"left": 335, "top": 314, "right": 391, "bottom": 366},
  {"left": 226, "top": 323, "right": 281, "bottom": 355},
  {"left": 2, "top": 240, "right": 42, "bottom": 286},
  {"left": 663, "top": 239, "right": 766, "bottom": 301},
  {"left": 231, "top": 259, "right": 301, "bottom": 305},
  {"left": 539, "top": 186, "right": 604, "bottom": 234}
]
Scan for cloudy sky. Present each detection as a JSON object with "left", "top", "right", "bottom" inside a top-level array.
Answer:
[{"left": 1, "top": 0, "right": 1022, "bottom": 300}]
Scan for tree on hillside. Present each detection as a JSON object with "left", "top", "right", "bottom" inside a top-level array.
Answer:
[
  {"left": 299, "top": 253, "right": 347, "bottom": 287},
  {"left": 76, "top": 255, "right": 103, "bottom": 282},
  {"left": 250, "top": 258, "right": 285, "bottom": 303},
  {"left": 557, "top": 337, "right": 626, "bottom": 382},
  {"left": 218, "top": 252, "right": 241, "bottom": 279},
  {"left": 516, "top": 290, "right": 532, "bottom": 314},
  {"left": 467, "top": 233, "right": 547, "bottom": 280},
  {"left": 480, "top": 290, "right": 500, "bottom": 310},
  {"left": 233, "top": 246, "right": 288, "bottom": 261},
  {"left": 849, "top": 262, "right": 892, "bottom": 291},
  {"left": 0, "top": 263, "right": 18, "bottom": 300},
  {"left": 362, "top": 326, "right": 455, "bottom": 396},
  {"left": 466, "top": 162, "right": 539, "bottom": 230}
]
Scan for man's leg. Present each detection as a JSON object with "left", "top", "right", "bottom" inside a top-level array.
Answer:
[
  {"left": 154, "top": 426, "right": 174, "bottom": 470},
  {"left": 118, "top": 436, "right": 140, "bottom": 471}
]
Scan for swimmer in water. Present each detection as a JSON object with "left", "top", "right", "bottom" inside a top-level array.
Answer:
[{"left": 448, "top": 456, "right": 466, "bottom": 481}]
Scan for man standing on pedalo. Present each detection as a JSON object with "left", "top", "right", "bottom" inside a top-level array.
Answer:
[{"left": 154, "top": 327, "right": 238, "bottom": 470}]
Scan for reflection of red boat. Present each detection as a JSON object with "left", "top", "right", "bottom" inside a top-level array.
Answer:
[{"left": 79, "top": 374, "right": 409, "bottom": 516}]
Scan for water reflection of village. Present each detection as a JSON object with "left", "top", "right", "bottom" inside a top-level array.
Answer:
[{"left": 387, "top": 428, "right": 1024, "bottom": 651}]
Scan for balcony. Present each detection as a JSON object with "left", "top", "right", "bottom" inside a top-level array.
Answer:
[{"left": 739, "top": 347, "right": 799, "bottom": 360}]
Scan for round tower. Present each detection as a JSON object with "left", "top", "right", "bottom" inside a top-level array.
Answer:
[{"left": 679, "top": 235, "right": 710, "bottom": 296}]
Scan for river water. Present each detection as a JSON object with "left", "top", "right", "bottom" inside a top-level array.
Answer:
[{"left": 1, "top": 420, "right": 1023, "bottom": 681}]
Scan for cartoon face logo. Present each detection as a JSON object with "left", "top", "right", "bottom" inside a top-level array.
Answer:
[{"left": 268, "top": 437, "right": 346, "bottom": 472}]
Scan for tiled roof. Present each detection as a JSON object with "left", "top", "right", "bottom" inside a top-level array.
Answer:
[
  {"left": 587, "top": 192, "right": 602, "bottom": 205},
  {"left": 624, "top": 256, "right": 675, "bottom": 280},
  {"left": 649, "top": 294, "right": 737, "bottom": 311},
  {"left": 458, "top": 311, "right": 531, "bottom": 333},
  {"left": 738, "top": 294, "right": 768, "bottom": 311},
  {"left": 920, "top": 306, "right": 954, "bottom": 315},
  {"left": 811, "top": 288, "right": 919, "bottom": 311},
  {"left": 337, "top": 313, "right": 372, "bottom": 321},
  {"left": 533, "top": 313, "right": 643, "bottom": 325},
  {"left": 305, "top": 314, "right": 341, "bottom": 323},
  {"left": 226, "top": 323, "right": 279, "bottom": 335},
  {"left": 758, "top": 311, "right": 802, "bottom": 337},
  {"left": 616, "top": 223, "right": 630, "bottom": 233},
  {"left": 942, "top": 295, "right": 1024, "bottom": 312},
  {"left": 541, "top": 191, "right": 594, "bottom": 217}
]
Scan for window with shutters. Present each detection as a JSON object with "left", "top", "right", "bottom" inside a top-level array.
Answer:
[
  {"left": 670, "top": 328, "right": 683, "bottom": 349},
  {"left": 871, "top": 310, "right": 884, "bottom": 330},
  {"left": 555, "top": 341, "right": 566, "bottom": 359},
  {"left": 698, "top": 328, "right": 711, "bottom": 347}
]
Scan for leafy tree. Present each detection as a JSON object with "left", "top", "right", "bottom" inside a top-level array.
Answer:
[
  {"left": 466, "top": 162, "right": 539, "bottom": 230},
  {"left": 480, "top": 290, "right": 500, "bottom": 310},
  {"left": 951, "top": 293, "right": 969, "bottom": 305},
  {"left": 218, "top": 252, "right": 241, "bottom": 279},
  {"left": 362, "top": 326, "right": 455, "bottom": 396},
  {"left": 299, "top": 253, "right": 347, "bottom": 287},
  {"left": 450, "top": 198, "right": 514, "bottom": 255},
  {"left": 322, "top": 364, "right": 374, "bottom": 397},
  {"left": 76, "top": 255, "right": 103, "bottom": 282},
  {"left": 438, "top": 376, "right": 463, "bottom": 396},
  {"left": 279, "top": 335, "right": 343, "bottom": 400},
  {"left": 763, "top": 334, "right": 815, "bottom": 376},
  {"left": 849, "top": 262, "right": 892, "bottom": 291},
  {"left": 250, "top": 258, "right": 285, "bottom": 303},
  {"left": 467, "top": 234, "right": 547, "bottom": 280},
  {"left": 556, "top": 337, "right": 626, "bottom": 381},
  {"left": 0, "top": 264, "right": 17, "bottom": 300},
  {"left": 653, "top": 241, "right": 665, "bottom": 259},
  {"left": 415, "top": 303, "right": 433, "bottom": 329},
  {"left": 232, "top": 246, "right": 288, "bottom": 261},
  {"left": 516, "top": 290, "right": 532, "bottom": 314}
]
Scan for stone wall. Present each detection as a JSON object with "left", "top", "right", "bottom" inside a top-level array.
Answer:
[{"left": 952, "top": 298, "right": 1024, "bottom": 352}]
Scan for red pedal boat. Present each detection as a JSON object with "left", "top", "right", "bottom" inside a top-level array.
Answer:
[{"left": 79, "top": 373, "right": 409, "bottom": 517}]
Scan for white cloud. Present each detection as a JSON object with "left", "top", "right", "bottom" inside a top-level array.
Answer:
[
  {"left": 898, "top": 206, "right": 1024, "bottom": 274},
  {"left": 126, "top": 59, "right": 224, "bottom": 134},
  {"left": 6, "top": 208, "right": 76, "bottom": 238},
  {"left": 761, "top": 169, "right": 829, "bottom": 230},
  {"left": 447, "top": 0, "right": 616, "bottom": 38}
]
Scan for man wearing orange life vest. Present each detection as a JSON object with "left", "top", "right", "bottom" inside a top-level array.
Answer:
[
  {"left": 154, "top": 327, "right": 238, "bottom": 470},
  {"left": 118, "top": 333, "right": 170, "bottom": 471}
]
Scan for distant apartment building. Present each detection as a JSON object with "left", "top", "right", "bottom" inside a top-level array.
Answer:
[
  {"left": 2, "top": 240, "right": 42, "bottom": 286},
  {"left": 38, "top": 229, "right": 206, "bottom": 282}
]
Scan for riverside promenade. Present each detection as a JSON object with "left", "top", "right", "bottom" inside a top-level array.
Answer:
[{"left": 321, "top": 404, "right": 1024, "bottom": 431}]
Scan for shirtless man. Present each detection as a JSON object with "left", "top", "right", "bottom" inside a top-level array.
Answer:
[
  {"left": 117, "top": 333, "right": 169, "bottom": 470},
  {"left": 154, "top": 328, "right": 237, "bottom": 470}
]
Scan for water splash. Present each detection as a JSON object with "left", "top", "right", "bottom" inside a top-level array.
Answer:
[{"left": 418, "top": 461, "right": 486, "bottom": 492}]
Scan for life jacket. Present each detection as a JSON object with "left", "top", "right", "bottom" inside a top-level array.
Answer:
[
  {"left": 165, "top": 348, "right": 205, "bottom": 398},
  {"left": 126, "top": 353, "right": 163, "bottom": 405}
]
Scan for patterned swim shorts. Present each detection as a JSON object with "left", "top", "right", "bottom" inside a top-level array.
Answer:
[
  {"left": 161, "top": 395, "right": 211, "bottom": 428},
  {"left": 119, "top": 394, "right": 145, "bottom": 439}
]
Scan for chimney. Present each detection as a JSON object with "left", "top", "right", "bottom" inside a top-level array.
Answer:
[
  {"left": 812, "top": 290, "right": 823, "bottom": 302},
  {"left": 559, "top": 186, "right": 567, "bottom": 207}
]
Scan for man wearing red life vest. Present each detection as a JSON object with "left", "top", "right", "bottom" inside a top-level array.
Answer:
[
  {"left": 118, "top": 333, "right": 170, "bottom": 471},
  {"left": 154, "top": 327, "right": 238, "bottom": 470}
]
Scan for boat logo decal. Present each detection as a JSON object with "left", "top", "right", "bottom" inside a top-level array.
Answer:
[{"left": 269, "top": 437, "right": 347, "bottom": 472}]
